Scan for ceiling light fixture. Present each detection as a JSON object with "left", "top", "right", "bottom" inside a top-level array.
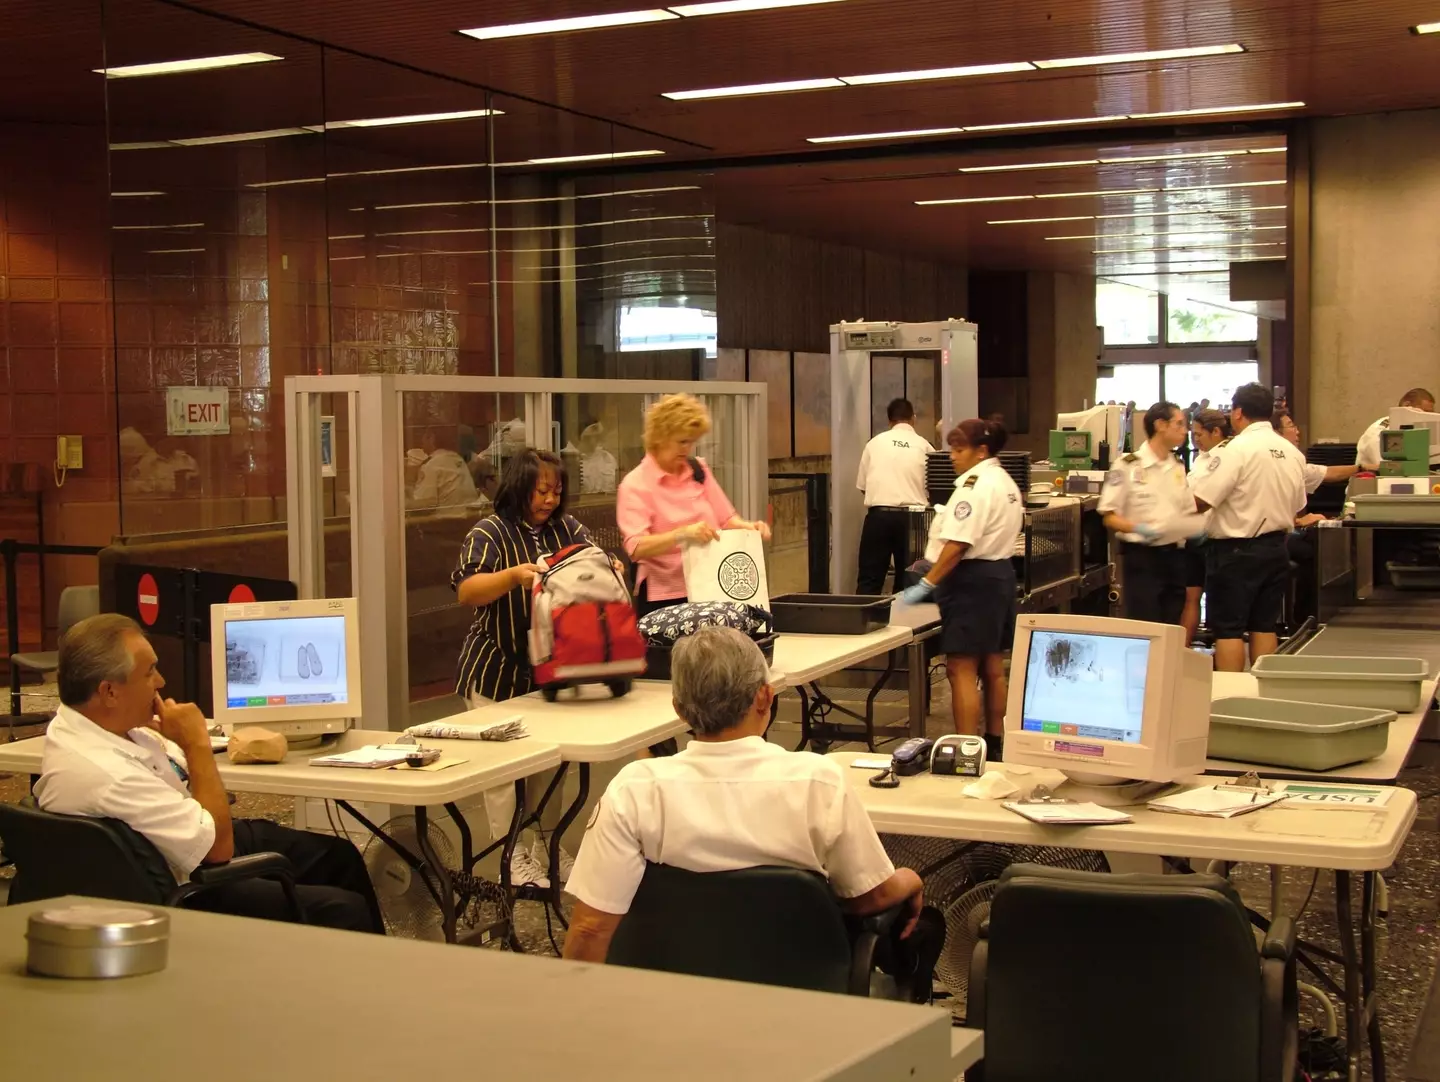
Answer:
[
  {"left": 517, "top": 150, "right": 666, "bottom": 165},
  {"left": 839, "top": 61, "right": 1034, "bottom": 86},
  {"left": 1129, "top": 101, "right": 1306, "bottom": 120},
  {"left": 990, "top": 205, "right": 1286, "bottom": 225},
  {"left": 112, "top": 223, "right": 205, "bottom": 230},
  {"left": 1094, "top": 241, "right": 1285, "bottom": 254},
  {"left": 461, "top": 10, "right": 679, "bottom": 40},
  {"left": 1034, "top": 187, "right": 1160, "bottom": 199},
  {"left": 808, "top": 126, "right": 963, "bottom": 144},
  {"left": 915, "top": 195, "right": 1036, "bottom": 206},
  {"left": 1045, "top": 225, "right": 1288, "bottom": 240},
  {"left": 987, "top": 215, "right": 1094, "bottom": 225},
  {"left": 669, "top": 0, "right": 850, "bottom": 14},
  {"left": 1033, "top": 43, "right": 1244, "bottom": 69},
  {"left": 146, "top": 248, "right": 206, "bottom": 254},
  {"left": 961, "top": 158, "right": 1101, "bottom": 173},
  {"left": 326, "top": 108, "right": 501, "bottom": 129},
  {"left": 171, "top": 127, "right": 317, "bottom": 146},
  {"left": 373, "top": 184, "right": 702, "bottom": 210},
  {"left": 246, "top": 176, "right": 328, "bottom": 188},
  {"left": 1410, "top": 21, "right": 1440, "bottom": 33},
  {"left": 111, "top": 191, "right": 166, "bottom": 197},
  {"left": 1098, "top": 149, "right": 1250, "bottom": 164},
  {"left": 664, "top": 77, "right": 843, "bottom": 99},
  {"left": 962, "top": 114, "right": 1134, "bottom": 133},
  {"left": 95, "top": 52, "right": 282, "bottom": 79}
]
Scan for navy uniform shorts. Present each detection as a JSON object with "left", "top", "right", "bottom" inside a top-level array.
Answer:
[
  {"left": 935, "top": 559, "right": 1018, "bottom": 657},
  {"left": 1204, "top": 532, "right": 1290, "bottom": 638}
]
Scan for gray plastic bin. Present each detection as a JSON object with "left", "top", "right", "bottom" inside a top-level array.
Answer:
[
  {"left": 1249, "top": 654, "right": 1427, "bottom": 713},
  {"left": 1209, "top": 697, "right": 1394, "bottom": 771}
]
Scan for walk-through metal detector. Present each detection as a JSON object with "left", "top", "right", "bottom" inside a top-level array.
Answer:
[{"left": 829, "top": 320, "right": 979, "bottom": 595}]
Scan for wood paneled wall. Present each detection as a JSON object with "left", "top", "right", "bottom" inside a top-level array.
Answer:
[{"left": 716, "top": 223, "right": 968, "bottom": 354}]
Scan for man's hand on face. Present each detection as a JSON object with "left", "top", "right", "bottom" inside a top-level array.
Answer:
[{"left": 153, "top": 695, "right": 212, "bottom": 752}]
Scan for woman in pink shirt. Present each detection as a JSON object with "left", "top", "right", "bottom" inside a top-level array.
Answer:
[{"left": 617, "top": 394, "right": 771, "bottom": 617}]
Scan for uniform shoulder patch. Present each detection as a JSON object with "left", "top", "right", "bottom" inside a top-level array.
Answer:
[
  {"left": 1215, "top": 437, "right": 1233, "bottom": 448},
  {"left": 1378, "top": 417, "right": 1391, "bottom": 430},
  {"left": 1121, "top": 452, "right": 1139, "bottom": 463},
  {"left": 954, "top": 501, "right": 974, "bottom": 521},
  {"left": 962, "top": 475, "right": 979, "bottom": 488},
  {"left": 1105, "top": 469, "right": 1123, "bottom": 484}
]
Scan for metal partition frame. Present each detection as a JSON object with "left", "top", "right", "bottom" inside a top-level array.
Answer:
[
  {"left": 284, "top": 374, "right": 766, "bottom": 728},
  {"left": 828, "top": 320, "right": 979, "bottom": 595}
]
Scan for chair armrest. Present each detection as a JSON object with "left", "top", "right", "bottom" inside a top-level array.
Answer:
[
  {"left": 1262, "top": 916, "right": 1296, "bottom": 962},
  {"left": 168, "top": 852, "right": 303, "bottom": 917},
  {"left": 858, "top": 904, "right": 903, "bottom": 937}
]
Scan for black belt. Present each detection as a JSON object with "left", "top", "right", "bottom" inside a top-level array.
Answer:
[
  {"left": 1119, "top": 541, "right": 1183, "bottom": 554},
  {"left": 1208, "top": 531, "right": 1288, "bottom": 546},
  {"left": 867, "top": 505, "right": 924, "bottom": 512}
]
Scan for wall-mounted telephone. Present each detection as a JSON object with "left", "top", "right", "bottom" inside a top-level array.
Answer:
[{"left": 56, "top": 435, "right": 84, "bottom": 470}]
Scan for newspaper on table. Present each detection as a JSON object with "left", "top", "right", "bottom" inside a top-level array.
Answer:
[{"left": 405, "top": 715, "right": 528, "bottom": 742}]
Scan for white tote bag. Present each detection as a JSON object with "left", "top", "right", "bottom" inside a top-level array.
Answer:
[{"left": 682, "top": 529, "right": 771, "bottom": 610}]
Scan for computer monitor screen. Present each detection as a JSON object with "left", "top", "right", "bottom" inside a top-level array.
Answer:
[
  {"left": 1020, "top": 630, "right": 1149, "bottom": 746},
  {"left": 210, "top": 597, "right": 361, "bottom": 737}
]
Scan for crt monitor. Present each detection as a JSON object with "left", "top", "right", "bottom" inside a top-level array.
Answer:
[
  {"left": 1056, "top": 405, "right": 1126, "bottom": 463},
  {"left": 1004, "top": 613, "right": 1212, "bottom": 793},
  {"left": 210, "top": 597, "right": 361, "bottom": 744},
  {"left": 1387, "top": 407, "right": 1440, "bottom": 462}
]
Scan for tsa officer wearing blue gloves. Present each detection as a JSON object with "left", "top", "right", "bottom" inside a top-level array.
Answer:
[
  {"left": 901, "top": 420, "right": 1023, "bottom": 759},
  {"left": 1097, "top": 401, "right": 1200, "bottom": 626}
]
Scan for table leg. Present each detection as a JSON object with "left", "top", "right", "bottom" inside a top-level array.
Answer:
[
  {"left": 907, "top": 640, "right": 926, "bottom": 739},
  {"left": 1335, "top": 870, "right": 1363, "bottom": 1082},
  {"left": 542, "top": 762, "right": 591, "bottom": 929},
  {"left": 860, "top": 649, "right": 899, "bottom": 751},
  {"left": 414, "top": 805, "right": 458, "bottom": 944},
  {"left": 333, "top": 799, "right": 448, "bottom": 938},
  {"left": 1363, "top": 871, "right": 1386, "bottom": 1082},
  {"left": 794, "top": 685, "right": 813, "bottom": 752},
  {"left": 500, "top": 779, "right": 525, "bottom": 950}
]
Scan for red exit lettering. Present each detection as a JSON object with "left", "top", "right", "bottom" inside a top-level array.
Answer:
[{"left": 186, "top": 402, "right": 223, "bottom": 423}]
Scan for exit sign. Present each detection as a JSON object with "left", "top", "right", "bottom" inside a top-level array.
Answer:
[{"left": 166, "top": 386, "right": 231, "bottom": 435}]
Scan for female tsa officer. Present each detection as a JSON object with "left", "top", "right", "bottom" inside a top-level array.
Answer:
[{"left": 901, "top": 420, "right": 1023, "bottom": 760}]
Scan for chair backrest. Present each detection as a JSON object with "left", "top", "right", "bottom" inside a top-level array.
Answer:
[
  {"left": 57, "top": 585, "right": 101, "bottom": 635},
  {"left": 607, "top": 863, "right": 854, "bottom": 993},
  {"left": 0, "top": 797, "right": 176, "bottom": 907},
  {"left": 980, "top": 864, "right": 1263, "bottom": 1082}
]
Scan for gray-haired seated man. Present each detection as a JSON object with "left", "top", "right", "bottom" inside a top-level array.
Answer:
[
  {"left": 35, "top": 613, "right": 384, "bottom": 933},
  {"left": 562, "top": 625, "right": 943, "bottom": 999}
]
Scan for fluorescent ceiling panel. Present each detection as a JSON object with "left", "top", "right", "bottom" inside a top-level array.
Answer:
[
  {"left": 1129, "top": 101, "right": 1305, "bottom": 120},
  {"left": 461, "top": 10, "right": 678, "bottom": 40},
  {"left": 1046, "top": 225, "right": 1288, "bottom": 240},
  {"left": 839, "top": 62, "right": 1033, "bottom": 86},
  {"left": 808, "top": 126, "right": 963, "bottom": 143},
  {"left": 915, "top": 195, "right": 1035, "bottom": 206},
  {"left": 111, "top": 191, "right": 166, "bottom": 197},
  {"left": 1034, "top": 44, "right": 1243, "bottom": 69},
  {"left": 327, "top": 109, "right": 500, "bottom": 129},
  {"left": 664, "top": 77, "right": 843, "bottom": 99},
  {"left": 112, "top": 223, "right": 204, "bottom": 230},
  {"left": 520, "top": 150, "right": 666, "bottom": 165},
  {"left": 961, "top": 158, "right": 1100, "bottom": 173},
  {"left": 1033, "top": 187, "right": 1159, "bottom": 199},
  {"left": 669, "top": 0, "right": 850, "bottom": 13},
  {"left": 172, "top": 127, "right": 317, "bottom": 146},
  {"left": 1410, "top": 21, "right": 1440, "bottom": 33},
  {"left": 95, "top": 52, "right": 281, "bottom": 78}
]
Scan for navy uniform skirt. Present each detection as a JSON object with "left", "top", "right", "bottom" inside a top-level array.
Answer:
[{"left": 935, "top": 558, "right": 1018, "bottom": 657}]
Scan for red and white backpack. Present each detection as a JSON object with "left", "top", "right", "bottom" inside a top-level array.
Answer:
[{"left": 528, "top": 544, "right": 647, "bottom": 697}]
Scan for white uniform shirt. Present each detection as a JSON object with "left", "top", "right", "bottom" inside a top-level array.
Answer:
[
  {"left": 1356, "top": 416, "right": 1387, "bottom": 468},
  {"left": 856, "top": 423, "right": 934, "bottom": 507},
  {"left": 580, "top": 448, "right": 619, "bottom": 494},
  {"left": 1302, "top": 458, "right": 1328, "bottom": 495},
  {"left": 410, "top": 450, "right": 479, "bottom": 509},
  {"left": 928, "top": 457, "right": 1024, "bottom": 562},
  {"left": 565, "top": 736, "right": 896, "bottom": 916},
  {"left": 34, "top": 704, "right": 215, "bottom": 880},
  {"left": 1097, "top": 440, "right": 1195, "bottom": 544},
  {"left": 1189, "top": 421, "right": 1306, "bottom": 539}
]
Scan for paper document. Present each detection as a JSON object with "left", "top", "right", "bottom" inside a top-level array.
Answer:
[
  {"left": 1148, "top": 785, "right": 1287, "bottom": 818},
  {"left": 406, "top": 716, "right": 527, "bottom": 741},
  {"left": 1002, "top": 801, "right": 1133, "bottom": 825},
  {"left": 311, "top": 745, "right": 413, "bottom": 769},
  {"left": 1274, "top": 783, "right": 1396, "bottom": 809}
]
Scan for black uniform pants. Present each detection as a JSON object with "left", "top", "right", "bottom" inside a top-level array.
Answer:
[
  {"left": 866, "top": 904, "right": 946, "bottom": 1004},
  {"left": 857, "top": 508, "right": 912, "bottom": 595},
  {"left": 1119, "top": 543, "right": 1187, "bottom": 626},
  {"left": 186, "top": 819, "right": 385, "bottom": 934}
]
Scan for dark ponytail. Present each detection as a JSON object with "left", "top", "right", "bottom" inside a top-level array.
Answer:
[{"left": 947, "top": 418, "right": 1008, "bottom": 456}]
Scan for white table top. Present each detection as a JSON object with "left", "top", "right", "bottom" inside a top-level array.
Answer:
[
  {"left": 1203, "top": 673, "right": 1439, "bottom": 784},
  {"left": 451, "top": 680, "right": 689, "bottom": 762},
  {"left": 771, "top": 625, "right": 915, "bottom": 687},
  {"left": 837, "top": 753, "right": 1418, "bottom": 871},
  {"left": 888, "top": 600, "right": 942, "bottom": 633},
  {"left": 0, "top": 897, "right": 974, "bottom": 1082},
  {"left": 0, "top": 729, "right": 562, "bottom": 806}
]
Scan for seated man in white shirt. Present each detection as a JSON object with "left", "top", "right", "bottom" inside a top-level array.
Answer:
[
  {"left": 35, "top": 614, "right": 384, "bottom": 934},
  {"left": 563, "top": 626, "right": 940, "bottom": 999}
]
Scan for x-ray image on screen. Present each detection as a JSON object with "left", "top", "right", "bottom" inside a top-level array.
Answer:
[{"left": 1021, "top": 630, "right": 1150, "bottom": 744}]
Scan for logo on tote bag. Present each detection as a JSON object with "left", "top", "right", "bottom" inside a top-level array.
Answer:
[{"left": 717, "top": 552, "right": 760, "bottom": 601}]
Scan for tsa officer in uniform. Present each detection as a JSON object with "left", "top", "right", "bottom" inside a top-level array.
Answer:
[
  {"left": 901, "top": 420, "right": 1023, "bottom": 759},
  {"left": 1189, "top": 383, "right": 1306, "bottom": 673},
  {"left": 1355, "top": 387, "right": 1435, "bottom": 468},
  {"left": 1181, "top": 408, "right": 1232, "bottom": 644},
  {"left": 1098, "top": 401, "right": 1200, "bottom": 626},
  {"left": 855, "top": 398, "right": 934, "bottom": 594}
]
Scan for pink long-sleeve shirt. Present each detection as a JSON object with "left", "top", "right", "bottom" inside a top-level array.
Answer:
[{"left": 616, "top": 455, "right": 737, "bottom": 601}]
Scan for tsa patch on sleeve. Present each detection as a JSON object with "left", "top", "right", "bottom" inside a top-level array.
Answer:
[
  {"left": 1106, "top": 470, "right": 1122, "bottom": 484},
  {"left": 1208, "top": 455, "right": 1221, "bottom": 472},
  {"left": 954, "top": 501, "right": 973, "bottom": 521}
]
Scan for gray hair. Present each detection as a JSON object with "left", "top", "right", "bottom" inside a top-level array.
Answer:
[
  {"left": 58, "top": 613, "right": 143, "bottom": 707},
  {"left": 671, "top": 626, "right": 768, "bottom": 736}
]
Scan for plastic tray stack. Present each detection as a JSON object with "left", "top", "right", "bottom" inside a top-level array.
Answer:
[
  {"left": 926, "top": 452, "right": 956, "bottom": 505},
  {"left": 998, "top": 452, "right": 1032, "bottom": 498}
]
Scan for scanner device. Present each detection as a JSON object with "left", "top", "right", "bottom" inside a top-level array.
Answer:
[{"left": 930, "top": 734, "right": 986, "bottom": 777}]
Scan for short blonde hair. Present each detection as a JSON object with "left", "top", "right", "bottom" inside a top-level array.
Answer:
[{"left": 643, "top": 394, "right": 711, "bottom": 452}]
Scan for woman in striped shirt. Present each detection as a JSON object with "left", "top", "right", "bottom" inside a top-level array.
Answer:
[{"left": 451, "top": 447, "right": 589, "bottom": 888}]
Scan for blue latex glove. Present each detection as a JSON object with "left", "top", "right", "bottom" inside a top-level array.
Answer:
[
  {"left": 1131, "top": 523, "right": 1161, "bottom": 543},
  {"left": 900, "top": 579, "right": 936, "bottom": 605}
]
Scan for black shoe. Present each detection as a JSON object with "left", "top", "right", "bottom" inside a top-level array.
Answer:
[{"left": 984, "top": 733, "right": 1004, "bottom": 763}]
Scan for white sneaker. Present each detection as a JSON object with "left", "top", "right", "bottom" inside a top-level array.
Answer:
[
  {"left": 509, "top": 847, "right": 550, "bottom": 890},
  {"left": 535, "top": 839, "right": 576, "bottom": 883}
]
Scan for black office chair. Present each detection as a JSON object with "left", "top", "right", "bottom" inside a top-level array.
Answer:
[
  {"left": 607, "top": 863, "right": 896, "bottom": 996},
  {"left": 0, "top": 797, "right": 306, "bottom": 919},
  {"left": 967, "top": 864, "right": 1297, "bottom": 1082}
]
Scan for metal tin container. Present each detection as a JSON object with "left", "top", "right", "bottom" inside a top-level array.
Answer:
[{"left": 26, "top": 903, "right": 170, "bottom": 979}]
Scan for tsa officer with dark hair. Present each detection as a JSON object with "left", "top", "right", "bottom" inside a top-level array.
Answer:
[
  {"left": 1098, "top": 401, "right": 1199, "bottom": 626},
  {"left": 900, "top": 420, "right": 1023, "bottom": 759},
  {"left": 855, "top": 398, "right": 934, "bottom": 594},
  {"left": 1189, "top": 383, "right": 1306, "bottom": 673}
]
